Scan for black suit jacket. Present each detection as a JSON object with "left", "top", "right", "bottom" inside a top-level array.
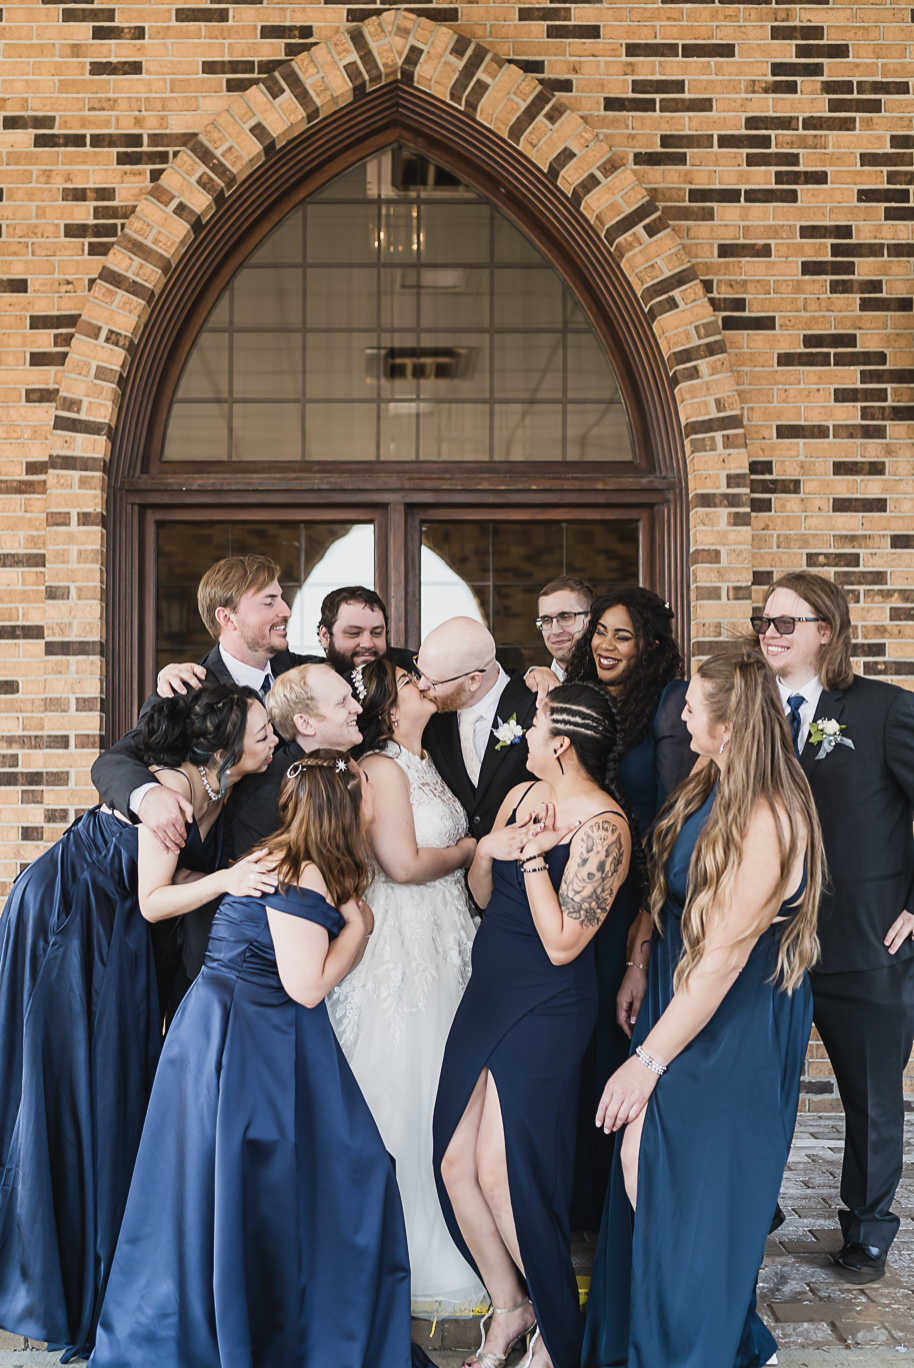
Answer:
[
  {"left": 90, "top": 645, "right": 308, "bottom": 819},
  {"left": 423, "top": 672, "right": 538, "bottom": 839},
  {"left": 801, "top": 674, "right": 914, "bottom": 975},
  {"left": 222, "top": 740, "right": 304, "bottom": 865}
]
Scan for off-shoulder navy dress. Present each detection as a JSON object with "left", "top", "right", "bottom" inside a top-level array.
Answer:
[
  {"left": 582, "top": 788, "right": 812, "bottom": 1368},
  {"left": 91, "top": 886, "right": 431, "bottom": 1368},
  {"left": 573, "top": 679, "right": 693, "bottom": 1228},
  {"left": 0, "top": 808, "right": 220, "bottom": 1361},
  {"left": 433, "top": 802, "right": 622, "bottom": 1368}
]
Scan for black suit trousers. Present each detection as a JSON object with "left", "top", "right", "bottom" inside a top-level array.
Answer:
[{"left": 811, "top": 957, "right": 914, "bottom": 1251}]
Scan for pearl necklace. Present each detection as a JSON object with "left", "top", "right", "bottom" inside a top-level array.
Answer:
[{"left": 198, "top": 766, "right": 220, "bottom": 803}]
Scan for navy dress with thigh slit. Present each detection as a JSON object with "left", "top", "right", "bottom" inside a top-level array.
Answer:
[{"left": 433, "top": 804, "right": 622, "bottom": 1368}]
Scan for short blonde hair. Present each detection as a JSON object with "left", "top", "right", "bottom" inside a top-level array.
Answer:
[
  {"left": 197, "top": 555, "right": 282, "bottom": 640},
  {"left": 266, "top": 664, "right": 328, "bottom": 741}
]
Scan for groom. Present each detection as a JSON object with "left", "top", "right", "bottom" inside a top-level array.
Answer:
[
  {"left": 418, "top": 617, "right": 537, "bottom": 839},
  {"left": 755, "top": 570, "right": 914, "bottom": 1283}
]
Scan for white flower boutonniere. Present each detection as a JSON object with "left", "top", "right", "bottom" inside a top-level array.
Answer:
[
  {"left": 493, "top": 713, "right": 526, "bottom": 750},
  {"left": 808, "top": 718, "right": 854, "bottom": 759}
]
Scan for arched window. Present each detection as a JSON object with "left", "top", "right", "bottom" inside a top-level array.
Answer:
[{"left": 107, "top": 92, "right": 686, "bottom": 736}]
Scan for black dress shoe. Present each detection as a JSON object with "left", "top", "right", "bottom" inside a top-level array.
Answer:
[
  {"left": 831, "top": 1242, "right": 887, "bottom": 1283},
  {"left": 768, "top": 1202, "right": 786, "bottom": 1235}
]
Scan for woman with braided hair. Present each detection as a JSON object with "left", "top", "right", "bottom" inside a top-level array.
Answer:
[
  {"left": 92, "top": 750, "right": 434, "bottom": 1368},
  {"left": 582, "top": 648, "right": 824, "bottom": 1368},
  {"left": 433, "top": 683, "right": 639, "bottom": 1368}
]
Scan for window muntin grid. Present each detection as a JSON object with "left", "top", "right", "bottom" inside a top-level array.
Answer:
[{"left": 162, "top": 149, "right": 635, "bottom": 465}]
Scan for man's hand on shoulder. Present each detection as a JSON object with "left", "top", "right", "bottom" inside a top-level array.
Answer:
[
  {"left": 885, "top": 907, "right": 914, "bottom": 955},
  {"left": 138, "top": 785, "right": 195, "bottom": 854},
  {"left": 157, "top": 661, "right": 207, "bottom": 698},
  {"left": 525, "top": 666, "right": 560, "bottom": 706}
]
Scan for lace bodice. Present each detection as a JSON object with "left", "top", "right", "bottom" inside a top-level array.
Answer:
[{"left": 328, "top": 742, "right": 475, "bottom": 1051}]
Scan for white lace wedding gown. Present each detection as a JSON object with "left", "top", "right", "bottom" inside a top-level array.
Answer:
[{"left": 328, "top": 742, "right": 485, "bottom": 1318}]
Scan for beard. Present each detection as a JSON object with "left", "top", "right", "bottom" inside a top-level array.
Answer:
[
  {"left": 324, "top": 640, "right": 383, "bottom": 674},
  {"left": 432, "top": 679, "right": 476, "bottom": 713}
]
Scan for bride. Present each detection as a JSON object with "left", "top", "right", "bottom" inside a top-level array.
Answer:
[{"left": 328, "top": 656, "right": 485, "bottom": 1318}]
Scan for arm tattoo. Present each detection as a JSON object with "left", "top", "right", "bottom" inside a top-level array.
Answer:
[{"left": 559, "top": 818, "right": 627, "bottom": 929}]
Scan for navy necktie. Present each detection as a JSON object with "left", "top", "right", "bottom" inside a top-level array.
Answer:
[
  {"left": 260, "top": 674, "right": 272, "bottom": 701},
  {"left": 787, "top": 694, "right": 805, "bottom": 757}
]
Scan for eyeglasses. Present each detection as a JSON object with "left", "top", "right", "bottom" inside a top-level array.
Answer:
[
  {"left": 396, "top": 673, "right": 418, "bottom": 692},
  {"left": 750, "top": 615, "right": 823, "bottom": 636},
  {"left": 411, "top": 655, "right": 496, "bottom": 688},
  {"left": 535, "top": 611, "right": 590, "bottom": 632}
]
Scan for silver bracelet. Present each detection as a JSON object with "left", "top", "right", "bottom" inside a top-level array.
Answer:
[{"left": 635, "top": 1045, "right": 667, "bottom": 1076}]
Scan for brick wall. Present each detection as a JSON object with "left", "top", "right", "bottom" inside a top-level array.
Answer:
[{"left": 0, "top": 3, "right": 912, "bottom": 1105}]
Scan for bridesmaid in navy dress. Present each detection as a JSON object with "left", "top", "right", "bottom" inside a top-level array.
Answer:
[
  {"left": 91, "top": 752, "right": 433, "bottom": 1368},
  {"left": 583, "top": 649, "right": 824, "bottom": 1368},
  {"left": 434, "top": 684, "right": 640, "bottom": 1368},
  {"left": 563, "top": 589, "right": 694, "bottom": 1226},
  {"left": 0, "top": 683, "right": 277, "bottom": 1361}
]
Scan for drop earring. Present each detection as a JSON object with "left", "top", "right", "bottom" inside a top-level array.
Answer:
[{"left": 554, "top": 747, "right": 564, "bottom": 775}]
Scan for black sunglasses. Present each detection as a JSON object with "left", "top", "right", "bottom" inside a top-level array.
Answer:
[{"left": 750, "top": 615, "right": 823, "bottom": 636}]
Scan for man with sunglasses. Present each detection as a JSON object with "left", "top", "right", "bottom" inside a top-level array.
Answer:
[
  {"left": 754, "top": 570, "right": 914, "bottom": 1284},
  {"left": 415, "top": 617, "right": 537, "bottom": 840}
]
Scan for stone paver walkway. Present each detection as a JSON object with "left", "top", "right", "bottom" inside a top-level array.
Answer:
[{"left": 2, "top": 1117, "right": 910, "bottom": 1365}]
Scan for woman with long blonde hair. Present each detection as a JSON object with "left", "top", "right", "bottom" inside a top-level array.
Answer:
[
  {"left": 92, "top": 752, "right": 434, "bottom": 1368},
  {"left": 583, "top": 648, "right": 825, "bottom": 1368}
]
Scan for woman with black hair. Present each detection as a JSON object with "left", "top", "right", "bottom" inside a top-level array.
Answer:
[
  {"left": 564, "top": 588, "right": 694, "bottom": 1225},
  {"left": 329, "top": 658, "right": 482, "bottom": 1318},
  {"left": 433, "top": 683, "right": 639, "bottom": 1368},
  {"left": 0, "top": 682, "right": 276, "bottom": 1362}
]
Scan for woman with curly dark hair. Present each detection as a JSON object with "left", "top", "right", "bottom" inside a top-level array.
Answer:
[{"left": 564, "top": 587, "right": 694, "bottom": 1226}]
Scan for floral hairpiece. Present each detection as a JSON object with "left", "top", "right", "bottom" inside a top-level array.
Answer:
[
  {"left": 336, "top": 758, "right": 348, "bottom": 772},
  {"left": 286, "top": 756, "right": 351, "bottom": 779},
  {"left": 352, "top": 667, "right": 367, "bottom": 702}
]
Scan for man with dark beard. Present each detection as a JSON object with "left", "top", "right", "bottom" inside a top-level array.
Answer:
[{"left": 317, "top": 585, "right": 389, "bottom": 671}]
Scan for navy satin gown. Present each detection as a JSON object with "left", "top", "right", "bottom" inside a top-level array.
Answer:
[
  {"left": 0, "top": 807, "right": 219, "bottom": 1361},
  {"left": 434, "top": 815, "right": 604, "bottom": 1368},
  {"left": 582, "top": 788, "right": 812, "bottom": 1368},
  {"left": 91, "top": 886, "right": 430, "bottom": 1368},
  {"left": 574, "top": 679, "right": 692, "bottom": 1228}
]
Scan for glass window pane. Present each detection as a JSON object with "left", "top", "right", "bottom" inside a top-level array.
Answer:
[
  {"left": 306, "top": 267, "right": 378, "bottom": 330},
  {"left": 307, "top": 203, "right": 378, "bottom": 263},
  {"left": 232, "top": 402, "right": 301, "bottom": 461},
  {"left": 567, "top": 332, "right": 622, "bottom": 402},
  {"left": 419, "top": 404, "right": 490, "bottom": 462},
  {"left": 162, "top": 403, "right": 229, "bottom": 462},
  {"left": 566, "top": 404, "right": 633, "bottom": 462},
  {"left": 310, "top": 162, "right": 369, "bottom": 200},
  {"left": 493, "top": 404, "right": 563, "bottom": 462},
  {"left": 249, "top": 211, "right": 303, "bottom": 265},
  {"left": 380, "top": 404, "right": 418, "bottom": 462},
  {"left": 380, "top": 267, "right": 418, "bottom": 330},
  {"left": 380, "top": 203, "right": 419, "bottom": 264},
  {"left": 233, "top": 266, "right": 302, "bottom": 329},
  {"left": 493, "top": 333, "right": 562, "bottom": 401},
  {"left": 306, "top": 332, "right": 378, "bottom": 401},
  {"left": 419, "top": 268, "right": 489, "bottom": 329},
  {"left": 234, "top": 333, "right": 302, "bottom": 400},
  {"left": 304, "top": 403, "right": 376, "bottom": 461},
  {"left": 422, "top": 203, "right": 491, "bottom": 264},
  {"left": 419, "top": 333, "right": 490, "bottom": 400},
  {"left": 494, "top": 211, "right": 546, "bottom": 265},
  {"left": 177, "top": 333, "right": 229, "bottom": 401},
  {"left": 494, "top": 267, "right": 563, "bottom": 328}
]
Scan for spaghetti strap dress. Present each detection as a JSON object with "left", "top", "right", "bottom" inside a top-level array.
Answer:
[
  {"left": 433, "top": 795, "right": 626, "bottom": 1368},
  {"left": 582, "top": 787, "right": 812, "bottom": 1368},
  {"left": 0, "top": 809, "right": 221, "bottom": 1362},
  {"left": 91, "top": 885, "right": 433, "bottom": 1368}
]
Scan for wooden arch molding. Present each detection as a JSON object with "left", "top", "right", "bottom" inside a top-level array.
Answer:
[{"left": 45, "top": 8, "right": 751, "bottom": 741}]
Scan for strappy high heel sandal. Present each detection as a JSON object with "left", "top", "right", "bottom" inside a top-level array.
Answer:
[
  {"left": 518, "top": 1327, "right": 544, "bottom": 1368},
  {"left": 463, "top": 1297, "right": 536, "bottom": 1368}
]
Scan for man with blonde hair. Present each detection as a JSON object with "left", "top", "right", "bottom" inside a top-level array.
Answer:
[
  {"left": 754, "top": 569, "right": 914, "bottom": 1283},
  {"left": 91, "top": 554, "right": 318, "bottom": 854}
]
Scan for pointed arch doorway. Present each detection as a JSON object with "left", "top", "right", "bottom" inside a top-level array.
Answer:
[{"left": 93, "top": 27, "right": 740, "bottom": 737}]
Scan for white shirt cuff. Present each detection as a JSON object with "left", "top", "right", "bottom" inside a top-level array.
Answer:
[{"left": 129, "top": 781, "right": 160, "bottom": 818}]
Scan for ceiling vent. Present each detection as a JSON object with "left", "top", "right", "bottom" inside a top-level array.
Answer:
[
  {"left": 365, "top": 347, "right": 476, "bottom": 383},
  {"left": 366, "top": 148, "right": 477, "bottom": 199}
]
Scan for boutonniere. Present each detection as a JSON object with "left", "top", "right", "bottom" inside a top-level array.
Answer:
[
  {"left": 808, "top": 718, "right": 855, "bottom": 759},
  {"left": 493, "top": 713, "right": 526, "bottom": 750}
]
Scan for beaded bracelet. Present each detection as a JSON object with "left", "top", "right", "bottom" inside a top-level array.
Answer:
[
  {"left": 626, "top": 959, "right": 646, "bottom": 971},
  {"left": 522, "top": 863, "right": 548, "bottom": 875},
  {"left": 635, "top": 1045, "right": 667, "bottom": 1076}
]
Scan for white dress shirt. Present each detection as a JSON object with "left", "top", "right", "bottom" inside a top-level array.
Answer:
[
  {"left": 129, "top": 647, "right": 275, "bottom": 816},
  {"left": 777, "top": 676, "right": 824, "bottom": 754},
  {"left": 550, "top": 658, "right": 566, "bottom": 683},
  {"left": 458, "top": 664, "right": 512, "bottom": 767}
]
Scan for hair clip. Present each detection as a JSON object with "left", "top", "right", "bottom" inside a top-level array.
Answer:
[
  {"left": 352, "top": 667, "right": 367, "bottom": 702},
  {"left": 336, "top": 758, "right": 348, "bottom": 773}
]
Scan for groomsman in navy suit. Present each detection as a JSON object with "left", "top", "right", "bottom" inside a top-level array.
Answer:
[{"left": 754, "top": 570, "right": 914, "bottom": 1282}]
